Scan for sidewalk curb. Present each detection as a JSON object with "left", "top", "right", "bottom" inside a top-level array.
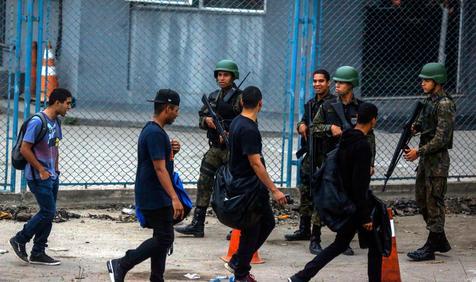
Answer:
[{"left": 1, "top": 182, "right": 474, "bottom": 209}]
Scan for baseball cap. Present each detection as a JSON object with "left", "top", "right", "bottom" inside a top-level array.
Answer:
[{"left": 147, "top": 89, "right": 180, "bottom": 106}]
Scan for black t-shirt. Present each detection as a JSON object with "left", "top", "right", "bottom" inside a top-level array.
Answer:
[
  {"left": 135, "top": 121, "right": 173, "bottom": 210},
  {"left": 229, "top": 115, "right": 263, "bottom": 178}
]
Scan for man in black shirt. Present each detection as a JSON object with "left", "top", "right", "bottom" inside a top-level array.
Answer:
[
  {"left": 107, "top": 89, "right": 184, "bottom": 282},
  {"left": 226, "top": 86, "right": 287, "bottom": 282},
  {"left": 289, "top": 103, "right": 382, "bottom": 282}
]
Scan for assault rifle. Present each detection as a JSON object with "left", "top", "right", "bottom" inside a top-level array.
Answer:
[
  {"left": 200, "top": 71, "right": 251, "bottom": 149},
  {"left": 201, "top": 94, "right": 229, "bottom": 148},
  {"left": 383, "top": 101, "right": 424, "bottom": 191}
]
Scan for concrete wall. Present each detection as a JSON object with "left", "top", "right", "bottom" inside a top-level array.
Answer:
[{"left": 55, "top": 0, "right": 291, "bottom": 113}]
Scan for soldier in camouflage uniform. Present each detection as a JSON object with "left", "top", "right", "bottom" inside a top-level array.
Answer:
[
  {"left": 284, "top": 69, "right": 334, "bottom": 255},
  {"left": 404, "top": 62, "right": 455, "bottom": 261},
  {"left": 175, "top": 59, "right": 242, "bottom": 237},
  {"left": 311, "top": 66, "right": 376, "bottom": 256}
]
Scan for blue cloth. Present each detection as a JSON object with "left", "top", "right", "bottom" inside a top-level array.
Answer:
[
  {"left": 15, "top": 177, "right": 59, "bottom": 255},
  {"left": 135, "top": 121, "right": 173, "bottom": 210},
  {"left": 23, "top": 112, "right": 62, "bottom": 181}
]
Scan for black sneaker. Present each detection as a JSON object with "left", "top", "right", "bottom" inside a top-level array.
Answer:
[
  {"left": 342, "top": 246, "right": 354, "bottom": 256},
  {"left": 107, "top": 259, "right": 127, "bottom": 282},
  {"left": 29, "top": 253, "right": 61, "bottom": 266},
  {"left": 9, "top": 237, "right": 28, "bottom": 263}
]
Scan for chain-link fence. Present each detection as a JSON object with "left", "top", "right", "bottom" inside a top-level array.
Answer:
[
  {"left": 314, "top": 0, "right": 476, "bottom": 182},
  {"left": 1, "top": 0, "right": 475, "bottom": 192},
  {"left": 0, "top": 0, "right": 14, "bottom": 191}
]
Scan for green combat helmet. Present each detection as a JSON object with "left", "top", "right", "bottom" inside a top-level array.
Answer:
[
  {"left": 333, "top": 66, "right": 360, "bottom": 87},
  {"left": 419, "top": 62, "right": 447, "bottom": 84},
  {"left": 214, "top": 59, "right": 239, "bottom": 79}
]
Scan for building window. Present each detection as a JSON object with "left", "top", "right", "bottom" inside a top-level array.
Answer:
[
  {"left": 127, "top": 0, "right": 193, "bottom": 5},
  {"left": 127, "top": 0, "right": 266, "bottom": 14},
  {"left": 202, "top": 0, "right": 266, "bottom": 13}
]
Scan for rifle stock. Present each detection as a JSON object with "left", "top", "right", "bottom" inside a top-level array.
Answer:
[
  {"left": 201, "top": 94, "right": 229, "bottom": 148},
  {"left": 383, "top": 101, "right": 424, "bottom": 191}
]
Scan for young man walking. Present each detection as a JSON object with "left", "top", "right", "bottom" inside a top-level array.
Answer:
[
  {"left": 107, "top": 89, "right": 184, "bottom": 282},
  {"left": 10, "top": 88, "right": 73, "bottom": 265},
  {"left": 289, "top": 103, "right": 382, "bottom": 282},
  {"left": 226, "top": 86, "right": 287, "bottom": 282}
]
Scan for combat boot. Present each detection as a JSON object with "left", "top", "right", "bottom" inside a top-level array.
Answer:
[
  {"left": 407, "top": 233, "right": 435, "bottom": 261},
  {"left": 175, "top": 206, "right": 206, "bottom": 237},
  {"left": 285, "top": 215, "right": 311, "bottom": 241},
  {"left": 432, "top": 231, "right": 451, "bottom": 253},
  {"left": 309, "top": 225, "right": 323, "bottom": 255}
]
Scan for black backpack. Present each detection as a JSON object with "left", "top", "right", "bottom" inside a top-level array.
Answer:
[
  {"left": 11, "top": 113, "right": 48, "bottom": 170},
  {"left": 312, "top": 145, "right": 356, "bottom": 232}
]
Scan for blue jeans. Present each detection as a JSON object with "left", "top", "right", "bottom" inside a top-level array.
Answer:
[{"left": 15, "top": 177, "right": 59, "bottom": 255}]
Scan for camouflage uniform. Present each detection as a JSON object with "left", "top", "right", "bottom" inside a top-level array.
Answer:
[
  {"left": 414, "top": 91, "right": 455, "bottom": 233},
  {"left": 311, "top": 95, "right": 376, "bottom": 165},
  {"left": 196, "top": 87, "right": 242, "bottom": 208},
  {"left": 296, "top": 93, "right": 334, "bottom": 226}
]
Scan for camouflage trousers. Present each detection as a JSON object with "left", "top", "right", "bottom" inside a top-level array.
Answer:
[
  {"left": 196, "top": 146, "right": 228, "bottom": 208},
  {"left": 299, "top": 154, "right": 321, "bottom": 226},
  {"left": 415, "top": 168, "right": 447, "bottom": 233}
]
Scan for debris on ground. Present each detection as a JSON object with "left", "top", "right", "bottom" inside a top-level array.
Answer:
[
  {"left": 88, "top": 214, "right": 116, "bottom": 221},
  {"left": 388, "top": 196, "right": 476, "bottom": 216},
  {"left": 0, "top": 211, "right": 13, "bottom": 220},
  {"left": 184, "top": 273, "right": 201, "bottom": 279},
  {"left": 54, "top": 209, "right": 81, "bottom": 223}
]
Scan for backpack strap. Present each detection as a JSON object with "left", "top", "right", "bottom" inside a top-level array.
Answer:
[
  {"left": 33, "top": 113, "right": 48, "bottom": 146},
  {"left": 331, "top": 102, "right": 352, "bottom": 130}
]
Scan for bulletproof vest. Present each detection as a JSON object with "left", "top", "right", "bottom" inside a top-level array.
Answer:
[
  {"left": 299, "top": 95, "right": 335, "bottom": 160},
  {"left": 419, "top": 94, "right": 454, "bottom": 149},
  {"left": 207, "top": 87, "right": 241, "bottom": 145},
  {"left": 321, "top": 98, "right": 362, "bottom": 153}
]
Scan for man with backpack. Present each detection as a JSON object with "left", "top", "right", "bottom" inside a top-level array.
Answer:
[
  {"left": 225, "top": 86, "right": 287, "bottom": 282},
  {"left": 289, "top": 102, "right": 382, "bottom": 282},
  {"left": 310, "top": 66, "right": 376, "bottom": 255},
  {"left": 107, "top": 89, "right": 184, "bottom": 282},
  {"left": 10, "top": 88, "right": 73, "bottom": 266}
]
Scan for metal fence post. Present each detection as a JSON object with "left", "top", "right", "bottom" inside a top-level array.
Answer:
[
  {"left": 35, "top": 0, "right": 44, "bottom": 112},
  {"left": 11, "top": 0, "right": 24, "bottom": 193},
  {"left": 286, "top": 0, "right": 301, "bottom": 187}
]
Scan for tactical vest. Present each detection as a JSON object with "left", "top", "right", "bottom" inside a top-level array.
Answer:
[
  {"left": 298, "top": 94, "right": 335, "bottom": 162},
  {"left": 321, "top": 98, "right": 363, "bottom": 154},
  {"left": 419, "top": 94, "right": 454, "bottom": 149},
  {"left": 207, "top": 86, "right": 242, "bottom": 146}
]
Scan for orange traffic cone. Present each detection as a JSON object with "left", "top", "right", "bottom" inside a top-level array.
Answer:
[
  {"left": 40, "top": 41, "right": 58, "bottom": 102},
  {"left": 221, "top": 229, "right": 264, "bottom": 264},
  {"left": 381, "top": 208, "right": 402, "bottom": 282}
]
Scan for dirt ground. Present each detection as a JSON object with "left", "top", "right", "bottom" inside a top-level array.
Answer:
[{"left": 0, "top": 210, "right": 475, "bottom": 282}]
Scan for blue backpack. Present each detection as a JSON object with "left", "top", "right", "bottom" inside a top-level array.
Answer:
[{"left": 136, "top": 172, "right": 192, "bottom": 227}]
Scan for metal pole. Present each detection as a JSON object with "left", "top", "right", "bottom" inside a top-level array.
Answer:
[
  {"left": 316, "top": 0, "right": 324, "bottom": 68},
  {"left": 35, "top": 0, "right": 44, "bottom": 112},
  {"left": 20, "top": 0, "right": 35, "bottom": 192},
  {"left": 456, "top": 0, "right": 464, "bottom": 94},
  {"left": 11, "top": 0, "right": 24, "bottom": 192},
  {"left": 23, "top": 0, "right": 34, "bottom": 120},
  {"left": 285, "top": 0, "right": 301, "bottom": 186},
  {"left": 296, "top": 0, "right": 310, "bottom": 185},
  {"left": 438, "top": 4, "right": 449, "bottom": 64},
  {"left": 308, "top": 0, "right": 319, "bottom": 99},
  {"left": 280, "top": 2, "right": 295, "bottom": 185}
]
